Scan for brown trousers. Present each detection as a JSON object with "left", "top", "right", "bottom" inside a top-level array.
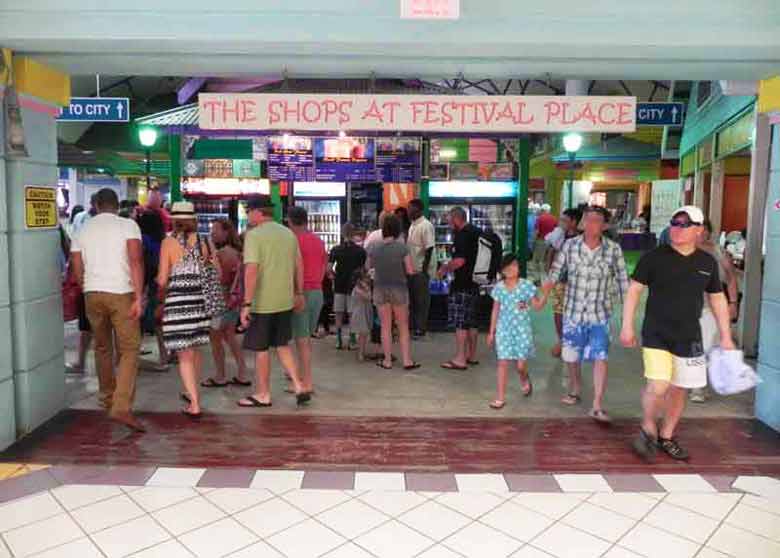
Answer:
[{"left": 85, "top": 292, "right": 141, "bottom": 414}]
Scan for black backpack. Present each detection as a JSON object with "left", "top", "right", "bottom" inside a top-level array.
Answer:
[{"left": 472, "top": 229, "right": 503, "bottom": 286}]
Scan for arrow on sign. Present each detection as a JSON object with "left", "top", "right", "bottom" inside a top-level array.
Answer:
[
  {"left": 116, "top": 102, "right": 124, "bottom": 120},
  {"left": 671, "top": 106, "right": 679, "bottom": 123}
]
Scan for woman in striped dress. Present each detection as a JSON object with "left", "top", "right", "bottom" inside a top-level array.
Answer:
[{"left": 157, "top": 202, "right": 213, "bottom": 418}]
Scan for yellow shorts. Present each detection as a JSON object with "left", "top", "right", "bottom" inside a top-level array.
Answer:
[{"left": 643, "top": 348, "right": 707, "bottom": 389}]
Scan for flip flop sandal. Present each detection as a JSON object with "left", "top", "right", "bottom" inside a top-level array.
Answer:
[
  {"left": 658, "top": 437, "right": 689, "bottom": 460},
  {"left": 403, "top": 362, "right": 421, "bottom": 370},
  {"left": 237, "top": 396, "right": 272, "bottom": 408},
  {"left": 588, "top": 409, "right": 612, "bottom": 423},
  {"left": 489, "top": 400, "right": 506, "bottom": 410},
  {"left": 296, "top": 392, "right": 311, "bottom": 406},
  {"left": 376, "top": 361, "right": 393, "bottom": 370},
  {"left": 229, "top": 377, "right": 252, "bottom": 386},
  {"left": 201, "top": 378, "right": 229, "bottom": 388},
  {"left": 467, "top": 360, "right": 480, "bottom": 366},
  {"left": 522, "top": 382, "right": 533, "bottom": 397},
  {"left": 181, "top": 408, "right": 202, "bottom": 419},
  {"left": 561, "top": 394, "right": 582, "bottom": 405},
  {"left": 440, "top": 361, "right": 468, "bottom": 370}
]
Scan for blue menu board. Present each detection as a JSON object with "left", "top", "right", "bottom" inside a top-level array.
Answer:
[
  {"left": 375, "top": 138, "right": 421, "bottom": 183},
  {"left": 314, "top": 138, "right": 376, "bottom": 182},
  {"left": 267, "top": 136, "right": 315, "bottom": 181}
]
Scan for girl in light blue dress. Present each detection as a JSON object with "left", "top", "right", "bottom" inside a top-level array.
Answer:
[{"left": 487, "top": 254, "right": 545, "bottom": 409}]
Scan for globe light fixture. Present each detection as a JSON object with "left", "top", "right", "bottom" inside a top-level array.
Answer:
[
  {"left": 563, "top": 132, "right": 583, "bottom": 153},
  {"left": 138, "top": 127, "right": 158, "bottom": 147}
]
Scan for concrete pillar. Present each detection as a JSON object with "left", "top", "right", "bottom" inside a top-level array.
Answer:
[
  {"left": 565, "top": 80, "right": 588, "bottom": 96},
  {"left": 693, "top": 168, "right": 705, "bottom": 208},
  {"left": 0, "top": 86, "right": 14, "bottom": 450},
  {"left": 755, "top": 120, "right": 780, "bottom": 431},
  {"left": 0, "top": 54, "right": 69, "bottom": 450},
  {"left": 741, "top": 111, "right": 771, "bottom": 357},
  {"left": 709, "top": 159, "right": 725, "bottom": 234}
]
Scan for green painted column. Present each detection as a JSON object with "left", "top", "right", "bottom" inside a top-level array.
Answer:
[
  {"left": 516, "top": 137, "right": 531, "bottom": 277},
  {"left": 421, "top": 139, "right": 431, "bottom": 217},
  {"left": 168, "top": 134, "right": 182, "bottom": 202},
  {"left": 420, "top": 179, "right": 430, "bottom": 217},
  {"left": 271, "top": 181, "right": 282, "bottom": 223}
]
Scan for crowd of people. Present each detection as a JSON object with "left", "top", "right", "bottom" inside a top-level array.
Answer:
[{"left": 63, "top": 188, "right": 739, "bottom": 462}]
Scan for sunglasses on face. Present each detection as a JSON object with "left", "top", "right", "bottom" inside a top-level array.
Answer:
[{"left": 669, "top": 219, "right": 699, "bottom": 229}]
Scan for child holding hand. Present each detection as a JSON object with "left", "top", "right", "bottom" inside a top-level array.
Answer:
[{"left": 487, "top": 254, "right": 546, "bottom": 409}]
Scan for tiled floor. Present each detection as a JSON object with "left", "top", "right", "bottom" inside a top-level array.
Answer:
[{"left": 1, "top": 473, "right": 778, "bottom": 558}]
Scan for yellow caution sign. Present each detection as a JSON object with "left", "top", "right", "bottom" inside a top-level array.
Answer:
[{"left": 25, "top": 186, "right": 57, "bottom": 229}]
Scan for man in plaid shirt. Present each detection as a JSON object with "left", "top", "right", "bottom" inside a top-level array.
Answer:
[{"left": 542, "top": 206, "right": 629, "bottom": 422}]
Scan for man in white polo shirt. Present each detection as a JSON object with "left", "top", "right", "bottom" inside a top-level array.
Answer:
[{"left": 71, "top": 188, "right": 146, "bottom": 432}]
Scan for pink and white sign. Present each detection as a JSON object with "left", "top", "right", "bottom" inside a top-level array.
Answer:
[
  {"left": 401, "top": 0, "right": 460, "bottom": 19},
  {"left": 198, "top": 94, "right": 637, "bottom": 134}
]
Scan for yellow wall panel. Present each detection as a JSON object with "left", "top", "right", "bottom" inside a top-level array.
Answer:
[
  {"left": 12, "top": 56, "right": 70, "bottom": 107},
  {"left": 758, "top": 76, "right": 780, "bottom": 114}
]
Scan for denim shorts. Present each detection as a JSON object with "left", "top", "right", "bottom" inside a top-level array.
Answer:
[{"left": 561, "top": 320, "right": 611, "bottom": 363}]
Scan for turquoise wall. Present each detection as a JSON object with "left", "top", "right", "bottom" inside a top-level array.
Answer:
[
  {"left": 680, "top": 81, "right": 755, "bottom": 155},
  {"left": 0, "top": 92, "right": 65, "bottom": 451},
  {"left": 756, "top": 124, "right": 780, "bottom": 431}
]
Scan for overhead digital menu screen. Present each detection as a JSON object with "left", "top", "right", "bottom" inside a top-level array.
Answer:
[
  {"left": 375, "top": 138, "right": 421, "bottom": 183},
  {"left": 267, "top": 136, "right": 315, "bottom": 181},
  {"left": 314, "top": 138, "right": 376, "bottom": 182}
]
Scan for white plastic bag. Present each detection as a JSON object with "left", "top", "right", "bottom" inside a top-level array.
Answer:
[{"left": 707, "top": 347, "right": 762, "bottom": 395}]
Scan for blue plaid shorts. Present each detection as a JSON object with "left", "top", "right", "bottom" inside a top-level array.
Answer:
[{"left": 448, "top": 290, "right": 478, "bottom": 330}]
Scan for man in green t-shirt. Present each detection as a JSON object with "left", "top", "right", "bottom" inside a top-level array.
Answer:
[{"left": 238, "top": 197, "right": 310, "bottom": 408}]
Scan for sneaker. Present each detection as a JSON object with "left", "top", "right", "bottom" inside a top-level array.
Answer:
[
  {"left": 658, "top": 437, "right": 690, "bottom": 460},
  {"left": 689, "top": 389, "right": 707, "bottom": 403},
  {"left": 631, "top": 429, "right": 658, "bottom": 461}
]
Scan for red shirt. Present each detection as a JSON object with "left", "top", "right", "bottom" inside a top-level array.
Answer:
[
  {"left": 296, "top": 230, "right": 328, "bottom": 291},
  {"left": 536, "top": 213, "right": 559, "bottom": 238}
]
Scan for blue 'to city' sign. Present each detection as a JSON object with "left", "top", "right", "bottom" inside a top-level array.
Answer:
[
  {"left": 636, "top": 102, "right": 685, "bottom": 127},
  {"left": 58, "top": 97, "right": 130, "bottom": 122}
]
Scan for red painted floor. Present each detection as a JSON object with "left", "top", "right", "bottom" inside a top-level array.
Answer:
[{"left": 2, "top": 411, "right": 779, "bottom": 474}]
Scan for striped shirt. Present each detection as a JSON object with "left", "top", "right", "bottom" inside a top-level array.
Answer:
[{"left": 547, "top": 235, "right": 629, "bottom": 324}]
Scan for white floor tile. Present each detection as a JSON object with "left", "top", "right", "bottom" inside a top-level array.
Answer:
[
  {"left": 50, "top": 484, "right": 123, "bottom": 511},
  {"left": 695, "top": 548, "right": 731, "bottom": 558},
  {"left": 203, "top": 488, "right": 275, "bottom": 515},
  {"left": 708, "top": 523, "right": 780, "bottom": 558},
  {"left": 0, "top": 541, "right": 8, "bottom": 558},
  {"left": 531, "top": 522, "right": 611, "bottom": 558},
  {"left": 357, "top": 490, "right": 428, "bottom": 517},
  {"left": 322, "top": 542, "right": 375, "bottom": 558},
  {"left": 418, "top": 544, "right": 466, "bottom": 558},
  {"left": 249, "top": 470, "right": 304, "bottom": 492},
  {"left": 317, "top": 498, "right": 390, "bottom": 539},
  {"left": 234, "top": 497, "right": 307, "bottom": 538},
  {"left": 354, "top": 520, "right": 434, "bottom": 558},
  {"left": 28, "top": 537, "right": 104, "bottom": 558},
  {"left": 554, "top": 474, "right": 613, "bottom": 493},
  {"left": 511, "top": 493, "right": 585, "bottom": 520},
  {"left": 663, "top": 493, "right": 742, "bottom": 521},
  {"left": 398, "top": 500, "right": 472, "bottom": 542},
  {"left": 127, "top": 487, "right": 199, "bottom": 512},
  {"left": 619, "top": 522, "right": 700, "bottom": 558},
  {"left": 3, "top": 514, "right": 84, "bottom": 558},
  {"left": 725, "top": 502, "right": 780, "bottom": 541},
  {"left": 443, "top": 521, "right": 523, "bottom": 558},
  {"left": 0, "top": 492, "right": 64, "bottom": 533},
  {"left": 224, "top": 540, "right": 284, "bottom": 558},
  {"left": 652, "top": 474, "right": 716, "bottom": 493},
  {"left": 71, "top": 494, "right": 146, "bottom": 533},
  {"left": 741, "top": 494, "right": 780, "bottom": 516},
  {"left": 152, "top": 496, "right": 226, "bottom": 536},
  {"left": 510, "top": 546, "right": 557, "bottom": 558},
  {"left": 455, "top": 473, "right": 508, "bottom": 493},
  {"left": 281, "top": 489, "right": 352, "bottom": 515},
  {"left": 561, "top": 501, "right": 636, "bottom": 542},
  {"left": 179, "top": 517, "right": 259, "bottom": 558},
  {"left": 644, "top": 502, "right": 719, "bottom": 544},
  {"left": 354, "top": 472, "right": 406, "bottom": 491},
  {"left": 127, "top": 539, "right": 194, "bottom": 558},
  {"left": 602, "top": 547, "right": 644, "bottom": 558},
  {"left": 92, "top": 515, "right": 170, "bottom": 558},
  {"left": 480, "top": 500, "right": 553, "bottom": 542},
  {"left": 436, "top": 491, "right": 506, "bottom": 519},
  {"left": 146, "top": 468, "right": 206, "bottom": 488},
  {"left": 267, "top": 518, "right": 346, "bottom": 558},
  {"left": 588, "top": 493, "right": 658, "bottom": 521},
  {"left": 733, "top": 476, "right": 780, "bottom": 500}
]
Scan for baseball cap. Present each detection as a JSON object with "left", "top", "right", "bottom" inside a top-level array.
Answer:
[
  {"left": 672, "top": 205, "right": 705, "bottom": 225},
  {"left": 245, "top": 196, "right": 274, "bottom": 211}
]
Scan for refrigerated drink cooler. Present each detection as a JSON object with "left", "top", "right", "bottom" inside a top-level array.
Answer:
[{"left": 296, "top": 199, "right": 342, "bottom": 253}]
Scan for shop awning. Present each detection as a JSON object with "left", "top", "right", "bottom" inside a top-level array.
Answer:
[
  {"left": 136, "top": 104, "right": 199, "bottom": 128},
  {"left": 551, "top": 136, "right": 660, "bottom": 163}
]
